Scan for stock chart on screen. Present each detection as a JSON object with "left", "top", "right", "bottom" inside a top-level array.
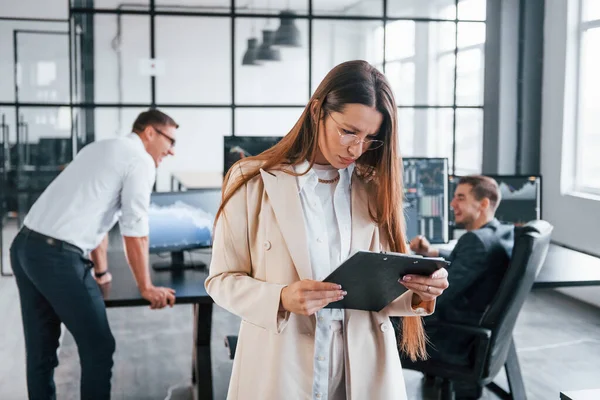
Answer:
[
  {"left": 403, "top": 158, "right": 449, "bottom": 244},
  {"left": 448, "top": 175, "right": 541, "bottom": 229}
]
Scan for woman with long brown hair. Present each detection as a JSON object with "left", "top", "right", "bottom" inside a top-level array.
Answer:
[{"left": 205, "top": 60, "right": 449, "bottom": 400}]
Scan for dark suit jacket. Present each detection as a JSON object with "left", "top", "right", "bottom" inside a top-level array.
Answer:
[
  {"left": 436, "top": 218, "right": 514, "bottom": 324},
  {"left": 425, "top": 219, "right": 514, "bottom": 365}
]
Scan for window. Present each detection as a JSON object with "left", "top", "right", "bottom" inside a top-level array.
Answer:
[
  {"left": 375, "top": 0, "right": 486, "bottom": 173},
  {"left": 575, "top": 0, "right": 600, "bottom": 193}
]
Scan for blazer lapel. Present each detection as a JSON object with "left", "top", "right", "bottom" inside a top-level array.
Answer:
[
  {"left": 260, "top": 168, "right": 313, "bottom": 280},
  {"left": 350, "top": 173, "right": 377, "bottom": 252}
]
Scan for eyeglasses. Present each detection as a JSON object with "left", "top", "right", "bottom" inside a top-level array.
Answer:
[
  {"left": 329, "top": 114, "right": 384, "bottom": 151},
  {"left": 152, "top": 126, "right": 176, "bottom": 148}
]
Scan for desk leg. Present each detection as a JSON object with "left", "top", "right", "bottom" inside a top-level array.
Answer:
[
  {"left": 0, "top": 213, "right": 4, "bottom": 276},
  {"left": 0, "top": 213, "right": 11, "bottom": 277},
  {"left": 193, "top": 303, "right": 213, "bottom": 400}
]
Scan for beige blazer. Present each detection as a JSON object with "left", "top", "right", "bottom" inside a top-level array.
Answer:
[{"left": 205, "top": 162, "right": 435, "bottom": 400}]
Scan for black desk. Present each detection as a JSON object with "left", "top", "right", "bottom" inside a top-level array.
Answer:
[
  {"left": 436, "top": 241, "right": 600, "bottom": 288},
  {"left": 560, "top": 389, "right": 600, "bottom": 400},
  {"left": 533, "top": 244, "right": 600, "bottom": 289},
  {"left": 102, "top": 251, "right": 214, "bottom": 400}
]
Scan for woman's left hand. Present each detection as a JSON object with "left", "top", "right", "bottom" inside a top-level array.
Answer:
[{"left": 399, "top": 268, "right": 449, "bottom": 303}]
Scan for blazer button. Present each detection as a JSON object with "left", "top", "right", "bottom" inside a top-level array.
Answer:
[
  {"left": 264, "top": 241, "right": 272, "bottom": 250},
  {"left": 380, "top": 323, "right": 389, "bottom": 332}
]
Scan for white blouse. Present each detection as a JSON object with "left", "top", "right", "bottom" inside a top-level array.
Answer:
[{"left": 294, "top": 160, "right": 354, "bottom": 400}]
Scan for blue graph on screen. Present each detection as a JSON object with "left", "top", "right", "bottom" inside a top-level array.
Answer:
[{"left": 148, "top": 201, "right": 214, "bottom": 251}]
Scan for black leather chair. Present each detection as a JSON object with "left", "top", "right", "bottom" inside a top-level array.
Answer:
[
  {"left": 224, "top": 335, "right": 238, "bottom": 360},
  {"left": 401, "top": 220, "right": 553, "bottom": 400}
]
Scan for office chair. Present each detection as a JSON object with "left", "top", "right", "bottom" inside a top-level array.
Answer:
[
  {"left": 401, "top": 220, "right": 553, "bottom": 400},
  {"left": 224, "top": 335, "right": 238, "bottom": 360}
]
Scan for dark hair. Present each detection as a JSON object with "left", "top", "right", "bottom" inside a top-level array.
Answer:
[
  {"left": 131, "top": 109, "right": 179, "bottom": 133},
  {"left": 217, "top": 60, "right": 427, "bottom": 361},
  {"left": 458, "top": 175, "right": 501, "bottom": 211}
]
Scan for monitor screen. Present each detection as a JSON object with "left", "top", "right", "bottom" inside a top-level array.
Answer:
[
  {"left": 402, "top": 157, "right": 449, "bottom": 244},
  {"left": 223, "top": 136, "right": 282, "bottom": 175},
  {"left": 448, "top": 175, "right": 542, "bottom": 228},
  {"left": 148, "top": 189, "right": 222, "bottom": 270},
  {"left": 36, "top": 137, "right": 72, "bottom": 166}
]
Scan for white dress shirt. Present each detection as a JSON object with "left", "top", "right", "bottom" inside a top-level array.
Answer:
[
  {"left": 294, "top": 160, "right": 353, "bottom": 400},
  {"left": 24, "top": 133, "right": 156, "bottom": 253}
]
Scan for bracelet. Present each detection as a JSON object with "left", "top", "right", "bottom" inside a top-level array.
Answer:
[{"left": 95, "top": 270, "right": 109, "bottom": 278}]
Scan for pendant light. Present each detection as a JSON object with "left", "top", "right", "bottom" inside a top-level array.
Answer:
[
  {"left": 274, "top": 4, "right": 301, "bottom": 48},
  {"left": 256, "top": 0, "right": 281, "bottom": 62},
  {"left": 242, "top": 2, "right": 261, "bottom": 66},
  {"left": 242, "top": 38, "right": 260, "bottom": 65},
  {"left": 256, "top": 29, "right": 281, "bottom": 61}
]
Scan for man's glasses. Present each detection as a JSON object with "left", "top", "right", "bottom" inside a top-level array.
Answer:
[
  {"left": 329, "top": 114, "right": 384, "bottom": 151},
  {"left": 152, "top": 126, "right": 176, "bottom": 148}
]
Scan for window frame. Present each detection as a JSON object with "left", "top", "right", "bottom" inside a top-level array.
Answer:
[
  {"left": 376, "top": 12, "right": 485, "bottom": 173},
  {"left": 574, "top": 1, "right": 600, "bottom": 195}
]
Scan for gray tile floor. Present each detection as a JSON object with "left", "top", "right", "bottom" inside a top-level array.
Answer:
[{"left": 1, "top": 221, "right": 600, "bottom": 399}]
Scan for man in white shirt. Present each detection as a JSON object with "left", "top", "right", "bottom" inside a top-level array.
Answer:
[{"left": 9, "top": 109, "right": 178, "bottom": 400}]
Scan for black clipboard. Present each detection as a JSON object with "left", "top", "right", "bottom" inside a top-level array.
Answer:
[{"left": 322, "top": 251, "right": 449, "bottom": 312}]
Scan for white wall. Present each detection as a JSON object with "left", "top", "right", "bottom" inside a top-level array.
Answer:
[{"left": 541, "top": 0, "right": 600, "bottom": 308}]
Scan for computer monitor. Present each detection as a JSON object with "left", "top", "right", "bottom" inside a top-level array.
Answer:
[
  {"left": 448, "top": 175, "right": 542, "bottom": 230},
  {"left": 36, "top": 137, "right": 72, "bottom": 166},
  {"left": 402, "top": 157, "right": 449, "bottom": 244},
  {"left": 223, "top": 136, "right": 282, "bottom": 175},
  {"left": 148, "top": 189, "right": 222, "bottom": 271}
]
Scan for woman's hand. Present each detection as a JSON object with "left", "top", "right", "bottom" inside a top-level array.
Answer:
[
  {"left": 280, "top": 280, "right": 347, "bottom": 316},
  {"left": 399, "top": 268, "right": 449, "bottom": 303}
]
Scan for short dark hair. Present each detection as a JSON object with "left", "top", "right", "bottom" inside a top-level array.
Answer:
[
  {"left": 131, "top": 109, "right": 179, "bottom": 134},
  {"left": 458, "top": 175, "right": 501, "bottom": 212}
]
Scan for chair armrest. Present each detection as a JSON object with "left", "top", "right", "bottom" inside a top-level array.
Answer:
[{"left": 425, "top": 321, "right": 492, "bottom": 339}]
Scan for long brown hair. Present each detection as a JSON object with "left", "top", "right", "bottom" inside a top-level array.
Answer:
[{"left": 217, "top": 60, "right": 426, "bottom": 360}]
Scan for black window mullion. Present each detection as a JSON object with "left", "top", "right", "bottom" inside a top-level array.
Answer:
[
  {"left": 308, "top": 0, "right": 313, "bottom": 98},
  {"left": 382, "top": 0, "right": 387, "bottom": 73},
  {"left": 231, "top": 0, "right": 236, "bottom": 136},
  {"left": 150, "top": 0, "right": 156, "bottom": 108},
  {"left": 451, "top": 0, "right": 459, "bottom": 176}
]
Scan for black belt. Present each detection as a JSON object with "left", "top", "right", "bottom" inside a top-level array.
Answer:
[{"left": 21, "top": 226, "right": 84, "bottom": 256}]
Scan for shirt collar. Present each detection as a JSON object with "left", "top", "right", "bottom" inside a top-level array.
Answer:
[
  {"left": 127, "top": 132, "right": 146, "bottom": 150},
  {"left": 483, "top": 218, "right": 500, "bottom": 230},
  {"left": 293, "top": 160, "right": 355, "bottom": 194}
]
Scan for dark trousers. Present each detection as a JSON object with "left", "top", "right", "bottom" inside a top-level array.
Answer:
[
  {"left": 396, "top": 316, "right": 483, "bottom": 399},
  {"left": 425, "top": 319, "right": 483, "bottom": 399},
  {"left": 10, "top": 230, "right": 116, "bottom": 400}
]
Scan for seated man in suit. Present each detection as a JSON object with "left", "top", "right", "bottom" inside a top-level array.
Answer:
[{"left": 407, "top": 175, "right": 514, "bottom": 398}]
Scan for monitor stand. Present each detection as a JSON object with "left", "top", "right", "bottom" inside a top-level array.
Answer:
[{"left": 151, "top": 250, "right": 207, "bottom": 272}]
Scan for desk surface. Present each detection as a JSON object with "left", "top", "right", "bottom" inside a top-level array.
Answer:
[
  {"left": 434, "top": 241, "right": 600, "bottom": 288},
  {"left": 534, "top": 244, "right": 600, "bottom": 288},
  {"left": 101, "top": 240, "right": 600, "bottom": 307},
  {"left": 172, "top": 171, "right": 222, "bottom": 189},
  {"left": 560, "top": 389, "right": 600, "bottom": 400},
  {"left": 102, "top": 251, "right": 212, "bottom": 307}
]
